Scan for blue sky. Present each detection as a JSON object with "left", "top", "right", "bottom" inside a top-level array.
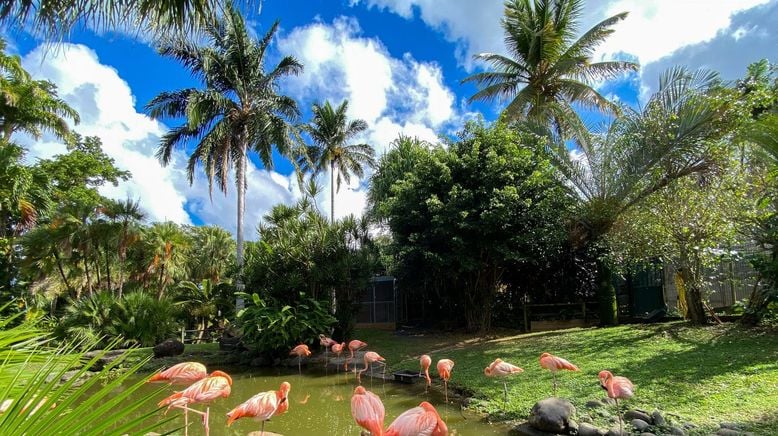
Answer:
[{"left": 7, "top": 0, "right": 778, "bottom": 237}]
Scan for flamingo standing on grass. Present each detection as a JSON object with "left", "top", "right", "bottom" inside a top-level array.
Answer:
[
  {"left": 226, "top": 381, "right": 291, "bottom": 436},
  {"left": 539, "top": 352, "right": 579, "bottom": 396},
  {"left": 599, "top": 370, "right": 634, "bottom": 436},
  {"left": 436, "top": 359, "right": 454, "bottom": 403},
  {"left": 346, "top": 339, "right": 368, "bottom": 372},
  {"left": 319, "top": 334, "right": 337, "bottom": 367},
  {"left": 357, "top": 351, "right": 386, "bottom": 384},
  {"left": 351, "top": 386, "right": 385, "bottom": 436},
  {"left": 385, "top": 401, "right": 448, "bottom": 436},
  {"left": 484, "top": 358, "right": 523, "bottom": 403},
  {"left": 332, "top": 342, "right": 346, "bottom": 372},
  {"left": 419, "top": 355, "right": 432, "bottom": 393},
  {"left": 158, "top": 370, "right": 232, "bottom": 436},
  {"left": 290, "top": 344, "right": 311, "bottom": 375},
  {"left": 147, "top": 362, "right": 207, "bottom": 385}
]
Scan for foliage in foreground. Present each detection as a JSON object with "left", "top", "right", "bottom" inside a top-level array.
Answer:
[
  {"left": 357, "top": 322, "right": 778, "bottom": 434},
  {"left": 0, "top": 312, "right": 172, "bottom": 434}
]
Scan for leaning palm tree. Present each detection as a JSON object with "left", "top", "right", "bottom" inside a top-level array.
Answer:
[
  {"left": 300, "top": 100, "right": 374, "bottom": 222},
  {"left": 147, "top": 5, "right": 303, "bottom": 283},
  {"left": 462, "top": 0, "right": 638, "bottom": 139},
  {"left": 547, "top": 67, "right": 738, "bottom": 324}
]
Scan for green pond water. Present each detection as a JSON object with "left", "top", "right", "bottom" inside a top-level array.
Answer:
[{"left": 120, "top": 366, "right": 511, "bottom": 435}]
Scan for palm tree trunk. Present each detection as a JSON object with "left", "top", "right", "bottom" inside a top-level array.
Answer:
[
  {"left": 595, "top": 257, "right": 618, "bottom": 325},
  {"left": 83, "top": 256, "right": 93, "bottom": 298},
  {"left": 330, "top": 160, "right": 335, "bottom": 223},
  {"left": 52, "top": 248, "right": 73, "bottom": 297},
  {"left": 236, "top": 142, "right": 247, "bottom": 281},
  {"left": 118, "top": 254, "right": 125, "bottom": 299}
]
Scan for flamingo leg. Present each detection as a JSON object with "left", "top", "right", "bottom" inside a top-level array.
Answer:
[
  {"left": 615, "top": 398, "right": 622, "bottom": 435},
  {"left": 298, "top": 356, "right": 302, "bottom": 375},
  {"left": 203, "top": 406, "right": 210, "bottom": 436},
  {"left": 553, "top": 372, "right": 557, "bottom": 396},
  {"left": 260, "top": 419, "right": 265, "bottom": 436},
  {"left": 503, "top": 380, "right": 508, "bottom": 404},
  {"left": 184, "top": 407, "right": 188, "bottom": 436},
  {"left": 444, "top": 380, "right": 448, "bottom": 403}
]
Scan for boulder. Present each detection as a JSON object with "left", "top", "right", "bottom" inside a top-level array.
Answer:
[
  {"left": 719, "top": 423, "right": 741, "bottom": 430},
  {"left": 639, "top": 433, "right": 656, "bottom": 436},
  {"left": 605, "top": 428, "right": 627, "bottom": 436},
  {"left": 153, "top": 339, "right": 184, "bottom": 358},
  {"left": 528, "top": 398, "right": 576, "bottom": 434},
  {"left": 717, "top": 430, "right": 742, "bottom": 436},
  {"left": 585, "top": 400, "right": 605, "bottom": 409},
  {"left": 602, "top": 397, "right": 617, "bottom": 406},
  {"left": 510, "top": 422, "right": 558, "bottom": 436},
  {"left": 631, "top": 419, "right": 651, "bottom": 432},
  {"left": 624, "top": 410, "right": 652, "bottom": 423},
  {"left": 578, "top": 423, "right": 606, "bottom": 436},
  {"left": 669, "top": 426, "right": 686, "bottom": 435},
  {"left": 651, "top": 410, "right": 665, "bottom": 426}
]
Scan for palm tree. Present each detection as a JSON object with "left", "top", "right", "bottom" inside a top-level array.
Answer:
[
  {"left": 142, "top": 222, "right": 190, "bottom": 299},
  {"left": 147, "top": 5, "right": 303, "bottom": 286},
  {"left": 103, "top": 198, "right": 145, "bottom": 298},
  {"left": 187, "top": 225, "right": 235, "bottom": 283},
  {"left": 462, "top": 0, "right": 638, "bottom": 139},
  {"left": 300, "top": 100, "right": 375, "bottom": 222},
  {"left": 547, "top": 67, "right": 737, "bottom": 324}
]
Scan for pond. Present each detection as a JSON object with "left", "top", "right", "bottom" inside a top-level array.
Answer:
[{"left": 118, "top": 365, "right": 512, "bottom": 435}]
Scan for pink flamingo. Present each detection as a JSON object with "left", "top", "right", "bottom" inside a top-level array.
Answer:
[
  {"left": 436, "top": 359, "right": 454, "bottom": 403},
  {"left": 539, "top": 352, "right": 580, "bottom": 396},
  {"left": 346, "top": 339, "right": 368, "bottom": 371},
  {"left": 484, "top": 358, "right": 523, "bottom": 403},
  {"left": 319, "top": 334, "right": 337, "bottom": 366},
  {"left": 290, "top": 344, "right": 311, "bottom": 375},
  {"left": 158, "top": 370, "right": 232, "bottom": 436},
  {"left": 147, "top": 362, "right": 207, "bottom": 385},
  {"left": 358, "top": 351, "right": 386, "bottom": 384},
  {"left": 332, "top": 342, "right": 346, "bottom": 372},
  {"left": 419, "top": 355, "right": 432, "bottom": 393},
  {"left": 351, "top": 386, "right": 385, "bottom": 436},
  {"left": 385, "top": 401, "right": 448, "bottom": 436},
  {"left": 226, "top": 381, "right": 291, "bottom": 436},
  {"left": 599, "top": 370, "right": 634, "bottom": 435}
]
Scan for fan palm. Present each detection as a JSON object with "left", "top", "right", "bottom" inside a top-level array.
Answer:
[
  {"left": 547, "top": 67, "right": 737, "bottom": 324},
  {"left": 147, "top": 5, "right": 303, "bottom": 284},
  {"left": 103, "top": 198, "right": 145, "bottom": 298},
  {"left": 187, "top": 225, "right": 235, "bottom": 283},
  {"left": 141, "top": 222, "right": 190, "bottom": 299},
  {"left": 300, "top": 100, "right": 374, "bottom": 222},
  {"left": 462, "top": 0, "right": 638, "bottom": 139}
]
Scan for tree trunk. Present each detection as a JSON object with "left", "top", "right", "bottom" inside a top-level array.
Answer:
[
  {"left": 52, "top": 248, "right": 73, "bottom": 297},
  {"left": 118, "top": 254, "right": 125, "bottom": 299},
  {"left": 104, "top": 249, "right": 112, "bottom": 292},
  {"left": 83, "top": 256, "right": 93, "bottom": 298},
  {"left": 236, "top": 143, "right": 246, "bottom": 282},
  {"left": 595, "top": 257, "right": 618, "bottom": 325},
  {"left": 330, "top": 160, "right": 336, "bottom": 223},
  {"left": 681, "top": 271, "right": 707, "bottom": 324}
]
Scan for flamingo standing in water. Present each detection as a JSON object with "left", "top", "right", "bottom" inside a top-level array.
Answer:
[
  {"left": 290, "top": 344, "right": 311, "bottom": 375},
  {"left": 539, "top": 352, "right": 579, "bottom": 396},
  {"left": 345, "top": 339, "right": 368, "bottom": 372},
  {"left": 319, "top": 334, "right": 337, "bottom": 367},
  {"left": 351, "top": 386, "right": 385, "bottom": 436},
  {"left": 484, "top": 358, "right": 523, "bottom": 403},
  {"left": 357, "top": 351, "right": 386, "bottom": 384},
  {"left": 419, "top": 355, "right": 432, "bottom": 393},
  {"left": 599, "top": 370, "right": 634, "bottom": 436},
  {"left": 385, "top": 401, "right": 448, "bottom": 436},
  {"left": 147, "top": 362, "right": 207, "bottom": 385},
  {"left": 226, "top": 381, "right": 291, "bottom": 436},
  {"left": 158, "top": 370, "right": 232, "bottom": 436},
  {"left": 332, "top": 342, "right": 346, "bottom": 372},
  {"left": 436, "top": 359, "right": 454, "bottom": 403}
]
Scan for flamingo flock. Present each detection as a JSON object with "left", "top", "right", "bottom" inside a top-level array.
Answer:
[{"left": 148, "top": 339, "right": 634, "bottom": 435}]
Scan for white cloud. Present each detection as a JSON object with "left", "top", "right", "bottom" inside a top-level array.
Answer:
[
  {"left": 20, "top": 43, "right": 299, "bottom": 239},
  {"left": 278, "top": 17, "right": 459, "bottom": 220}
]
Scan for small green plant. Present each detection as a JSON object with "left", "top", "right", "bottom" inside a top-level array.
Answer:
[{"left": 237, "top": 292, "right": 336, "bottom": 357}]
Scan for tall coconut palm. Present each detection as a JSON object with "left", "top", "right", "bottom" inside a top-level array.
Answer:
[
  {"left": 300, "top": 100, "right": 374, "bottom": 222},
  {"left": 547, "top": 67, "right": 737, "bottom": 324},
  {"left": 462, "top": 0, "right": 638, "bottom": 139},
  {"left": 147, "top": 5, "right": 303, "bottom": 285}
]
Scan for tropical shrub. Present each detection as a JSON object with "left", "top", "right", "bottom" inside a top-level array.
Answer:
[{"left": 237, "top": 292, "right": 336, "bottom": 357}]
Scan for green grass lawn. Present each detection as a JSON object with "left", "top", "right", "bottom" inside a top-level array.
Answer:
[{"left": 355, "top": 322, "right": 778, "bottom": 434}]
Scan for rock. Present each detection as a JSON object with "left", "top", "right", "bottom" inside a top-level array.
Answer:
[
  {"left": 585, "top": 400, "right": 605, "bottom": 409},
  {"left": 651, "top": 410, "right": 665, "bottom": 426},
  {"left": 581, "top": 416, "right": 593, "bottom": 424},
  {"left": 639, "top": 433, "right": 656, "bottom": 436},
  {"left": 60, "top": 370, "right": 92, "bottom": 388},
  {"left": 578, "top": 423, "right": 606, "bottom": 436},
  {"left": 152, "top": 340, "right": 184, "bottom": 358},
  {"left": 510, "top": 422, "right": 558, "bottom": 436},
  {"left": 624, "top": 410, "right": 652, "bottom": 424},
  {"left": 719, "top": 423, "right": 741, "bottom": 430},
  {"left": 717, "top": 430, "right": 742, "bottom": 436},
  {"left": 527, "top": 398, "right": 577, "bottom": 434},
  {"left": 569, "top": 419, "right": 579, "bottom": 433},
  {"left": 218, "top": 335, "right": 242, "bottom": 351},
  {"left": 602, "top": 397, "right": 617, "bottom": 406},
  {"left": 605, "top": 428, "right": 627, "bottom": 436},
  {"left": 631, "top": 419, "right": 650, "bottom": 432},
  {"left": 669, "top": 426, "right": 686, "bottom": 435}
]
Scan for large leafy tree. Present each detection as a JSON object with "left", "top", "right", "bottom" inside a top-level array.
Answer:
[
  {"left": 547, "top": 68, "right": 740, "bottom": 324},
  {"left": 147, "top": 6, "right": 303, "bottom": 286},
  {"left": 462, "top": 0, "right": 637, "bottom": 139},
  {"left": 300, "top": 100, "right": 375, "bottom": 222}
]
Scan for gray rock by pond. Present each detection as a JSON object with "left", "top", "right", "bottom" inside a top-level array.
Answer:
[
  {"left": 152, "top": 339, "right": 184, "bottom": 358},
  {"left": 719, "top": 422, "right": 741, "bottom": 430},
  {"left": 528, "top": 398, "right": 577, "bottom": 434},
  {"left": 605, "top": 427, "right": 627, "bottom": 436},
  {"left": 651, "top": 410, "right": 666, "bottom": 426},
  {"left": 631, "top": 418, "right": 651, "bottom": 432},
  {"left": 585, "top": 399, "right": 605, "bottom": 409},
  {"left": 511, "top": 422, "right": 559, "bottom": 436},
  {"left": 669, "top": 426, "right": 686, "bottom": 435},
  {"left": 624, "top": 410, "right": 652, "bottom": 423},
  {"left": 578, "top": 422, "right": 606, "bottom": 436}
]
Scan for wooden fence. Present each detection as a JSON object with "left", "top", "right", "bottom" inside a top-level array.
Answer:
[{"left": 179, "top": 327, "right": 224, "bottom": 344}]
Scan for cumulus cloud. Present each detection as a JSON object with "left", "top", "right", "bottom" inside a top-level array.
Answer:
[
  {"left": 277, "top": 17, "right": 460, "bottom": 220},
  {"left": 20, "top": 43, "right": 299, "bottom": 239}
]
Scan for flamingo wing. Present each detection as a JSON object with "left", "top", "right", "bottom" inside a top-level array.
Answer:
[
  {"left": 226, "top": 391, "right": 278, "bottom": 426},
  {"left": 149, "top": 362, "right": 207, "bottom": 384},
  {"left": 611, "top": 376, "right": 634, "bottom": 399},
  {"left": 495, "top": 361, "right": 523, "bottom": 376},
  {"left": 351, "top": 390, "right": 385, "bottom": 435},
  {"left": 386, "top": 406, "right": 437, "bottom": 436}
]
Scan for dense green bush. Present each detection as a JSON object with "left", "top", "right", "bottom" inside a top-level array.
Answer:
[
  {"left": 56, "top": 292, "right": 179, "bottom": 347},
  {"left": 237, "top": 292, "right": 336, "bottom": 357}
]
